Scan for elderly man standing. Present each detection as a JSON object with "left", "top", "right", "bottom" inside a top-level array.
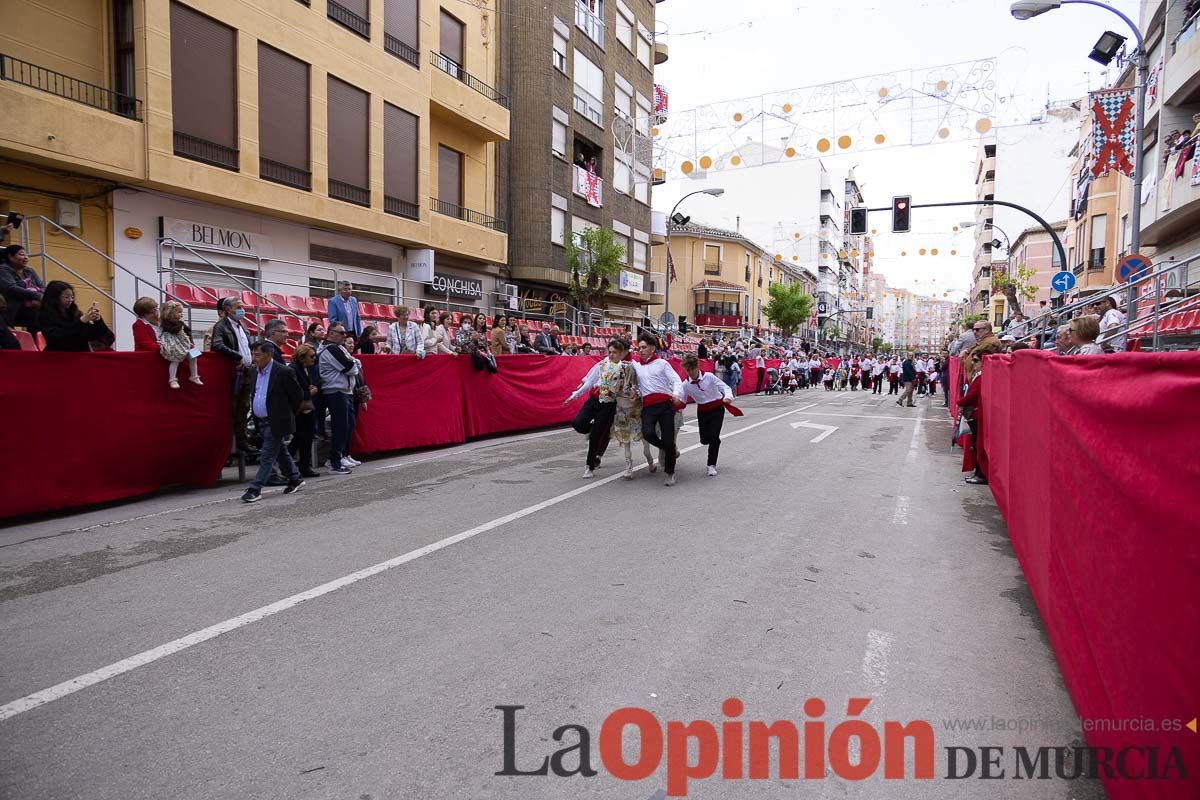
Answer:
[
  {"left": 384, "top": 305, "right": 426, "bottom": 357},
  {"left": 211, "top": 296, "right": 256, "bottom": 455},
  {"left": 896, "top": 352, "right": 918, "bottom": 407},
  {"left": 263, "top": 318, "right": 289, "bottom": 364},
  {"left": 947, "top": 321, "right": 978, "bottom": 356},
  {"left": 241, "top": 342, "right": 305, "bottom": 503},
  {"left": 327, "top": 281, "right": 363, "bottom": 338}
]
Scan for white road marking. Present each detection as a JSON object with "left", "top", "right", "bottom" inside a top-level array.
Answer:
[
  {"left": 862, "top": 628, "right": 896, "bottom": 694},
  {"left": 892, "top": 495, "right": 910, "bottom": 525},
  {"left": 789, "top": 420, "right": 839, "bottom": 443},
  {"left": 0, "top": 405, "right": 813, "bottom": 723},
  {"left": 793, "top": 411, "right": 951, "bottom": 423},
  {"left": 679, "top": 425, "right": 699, "bottom": 434},
  {"left": 906, "top": 407, "right": 925, "bottom": 465}
]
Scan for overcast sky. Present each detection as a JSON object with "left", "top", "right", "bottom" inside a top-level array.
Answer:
[{"left": 651, "top": 0, "right": 1144, "bottom": 298}]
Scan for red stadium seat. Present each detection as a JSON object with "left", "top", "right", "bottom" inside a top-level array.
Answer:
[
  {"left": 35, "top": 331, "right": 47, "bottom": 350},
  {"left": 307, "top": 297, "right": 328, "bottom": 315},
  {"left": 13, "top": 330, "right": 36, "bottom": 350},
  {"left": 286, "top": 295, "right": 309, "bottom": 314},
  {"left": 451, "top": 311, "right": 463, "bottom": 325},
  {"left": 241, "top": 290, "right": 260, "bottom": 310},
  {"left": 284, "top": 315, "right": 304, "bottom": 336},
  {"left": 264, "top": 293, "right": 289, "bottom": 314},
  {"left": 280, "top": 339, "right": 297, "bottom": 359},
  {"left": 164, "top": 283, "right": 195, "bottom": 304},
  {"left": 216, "top": 287, "right": 240, "bottom": 301},
  {"left": 243, "top": 316, "right": 260, "bottom": 335},
  {"left": 193, "top": 286, "right": 222, "bottom": 308}
]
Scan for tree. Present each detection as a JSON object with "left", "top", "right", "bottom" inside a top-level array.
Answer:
[
  {"left": 762, "top": 282, "right": 815, "bottom": 339},
  {"left": 871, "top": 336, "right": 884, "bottom": 352},
  {"left": 880, "top": 342, "right": 894, "bottom": 354},
  {"left": 565, "top": 227, "right": 624, "bottom": 312},
  {"left": 991, "top": 263, "right": 1037, "bottom": 319}
]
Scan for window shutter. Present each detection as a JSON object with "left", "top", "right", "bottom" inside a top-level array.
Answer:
[
  {"left": 257, "top": 44, "right": 309, "bottom": 169},
  {"left": 327, "top": 76, "right": 369, "bottom": 189},
  {"left": 439, "top": 11, "right": 464, "bottom": 65},
  {"left": 438, "top": 145, "right": 462, "bottom": 206},
  {"left": 169, "top": 2, "right": 237, "bottom": 148},
  {"left": 384, "top": 103, "right": 419, "bottom": 204},
  {"left": 384, "top": 0, "right": 419, "bottom": 51}
]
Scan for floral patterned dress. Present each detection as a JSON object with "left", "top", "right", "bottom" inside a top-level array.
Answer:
[{"left": 599, "top": 359, "right": 642, "bottom": 444}]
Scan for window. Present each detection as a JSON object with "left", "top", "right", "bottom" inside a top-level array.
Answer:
[
  {"left": 634, "top": 163, "right": 650, "bottom": 204},
  {"left": 1119, "top": 214, "right": 1129, "bottom": 256},
  {"left": 615, "top": 83, "right": 632, "bottom": 122},
  {"left": 329, "top": 0, "right": 369, "bottom": 39},
  {"left": 327, "top": 76, "right": 370, "bottom": 205},
  {"left": 635, "top": 93, "right": 651, "bottom": 136},
  {"left": 636, "top": 23, "right": 652, "bottom": 69},
  {"left": 258, "top": 44, "right": 310, "bottom": 190},
  {"left": 1089, "top": 215, "right": 1107, "bottom": 268},
  {"left": 552, "top": 118, "right": 568, "bottom": 158},
  {"left": 614, "top": 158, "right": 631, "bottom": 194},
  {"left": 704, "top": 244, "right": 721, "bottom": 275},
  {"left": 384, "top": 0, "right": 420, "bottom": 67},
  {"left": 384, "top": 103, "right": 419, "bottom": 219},
  {"left": 112, "top": 0, "right": 136, "bottom": 117},
  {"left": 573, "top": 51, "right": 603, "bottom": 126},
  {"left": 551, "top": 207, "right": 566, "bottom": 245},
  {"left": 170, "top": 2, "right": 238, "bottom": 170},
  {"left": 633, "top": 239, "right": 647, "bottom": 270},
  {"left": 553, "top": 31, "right": 568, "bottom": 72},
  {"left": 438, "top": 145, "right": 463, "bottom": 207},
  {"left": 615, "top": 1, "right": 634, "bottom": 51},
  {"left": 439, "top": 10, "right": 465, "bottom": 76},
  {"left": 575, "top": 0, "right": 604, "bottom": 47},
  {"left": 615, "top": 232, "right": 630, "bottom": 264}
]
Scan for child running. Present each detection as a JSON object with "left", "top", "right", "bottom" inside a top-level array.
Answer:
[
  {"left": 632, "top": 331, "right": 684, "bottom": 486},
  {"left": 677, "top": 353, "right": 742, "bottom": 476}
]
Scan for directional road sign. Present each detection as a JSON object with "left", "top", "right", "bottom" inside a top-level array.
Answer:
[
  {"left": 1050, "top": 271, "right": 1076, "bottom": 293},
  {"left": 1117, "top": 253, "right": 1151, "bottom": 284}
]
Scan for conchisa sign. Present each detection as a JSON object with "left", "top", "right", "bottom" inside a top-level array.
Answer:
[{"left": 425, "top": 272, "right": 484, "bottom": 300}]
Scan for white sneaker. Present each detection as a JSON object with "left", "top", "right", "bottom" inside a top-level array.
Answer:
[
  {"left": 582, "top": 467, "right": 594, "bottom": 478},
  {"left": 664, "top": 473, "right": 676, "bottom": 486},
  {"left": 343, "top": 456, "right": 361, "bottom": 467},
  {"left": 707, "top": 465, "right": 718, "bottom": 477}
]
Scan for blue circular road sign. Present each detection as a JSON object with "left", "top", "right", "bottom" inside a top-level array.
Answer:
[
  {"left": 1050, "top": 271, "right": 1076, "bottom": 293},
  {"left": 1118, "top": 253, "right": 1152, "bottom": 284}
]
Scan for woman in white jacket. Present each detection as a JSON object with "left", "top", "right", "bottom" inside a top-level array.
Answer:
[{"left": 422, "top": 308, "right": 457, "bottom": 355}]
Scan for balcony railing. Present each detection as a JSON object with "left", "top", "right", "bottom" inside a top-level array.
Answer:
[
  {"left": 384, "top": 33, "right": 420, "bottom": 68},
  {"left": 695, "top": 314, "right": 741, "bottom": 327},
  {"left": 328, "top": 0, "right": 370, "bottom": 39},
  {"left": 573, "top": 89, "right": 603, "bottom": 127},
  {"left": 431, "top": 197, "right": 507, "bottom": 232},
  {"left": 385, "top": 195, "right": 420, "bottom": 220},
  {"left": 573, "top": 165, "right": 603, "bottom": 207},
  {"left": 1, "top": 53, "right": 141, "bottom": 120},
  {"left": 259, "top": 157, "right": 311, "bottom": 190},
  {"left": 574, "top": 1, "right": 605, "bottom": 46},
  {"left": 430, "top": 52, "right": 510, "bottom": 109},
  {"left": 329, "top": 179, "right": 370, "bottom": 207},
  {"left": 174, "top": 131, "right": 238, "bottom": 170}
]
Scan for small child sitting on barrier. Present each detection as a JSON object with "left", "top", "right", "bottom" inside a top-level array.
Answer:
[{"left": 158, "top": 301, "right": 203, "bottom": 389}]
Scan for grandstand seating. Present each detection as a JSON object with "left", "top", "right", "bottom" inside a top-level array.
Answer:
[{"left": 14, "top": 330, "right": 36, "bottom": 351}]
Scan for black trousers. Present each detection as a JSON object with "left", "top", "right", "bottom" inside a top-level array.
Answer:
[
  {"left": 697, "top": 405, "right": 725, "bottom": 466},
  {"left": 755, "top": 367, "right": 766, "bottom": 393},
  {"left": 572, "top": 396, "right": 612, "bottom": 467},
  {"left": 641, "top": 401, "right": 677, "bottom": 474},
  {"left": 292, "top": 410, "right": 316, "bottom": 471},
  {"left": 888, "top": 379, "right": 899, "bottom": 395},
  {"left": 872, "top": 376, "right": 883, "bottom": 394}
]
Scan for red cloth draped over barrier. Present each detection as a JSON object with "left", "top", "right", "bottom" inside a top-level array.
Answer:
[
  {"left": 350, "top": 354, "right": 466, "bottom": 454},
  {"left": 980, "top": 350, "right": 1200, "bottom": 799},
  {"left": 458, "top": 354, "right": 601, "bottom": 439},
  {"left": 0, "top": 352, "right": 234, "bottom": 520}
]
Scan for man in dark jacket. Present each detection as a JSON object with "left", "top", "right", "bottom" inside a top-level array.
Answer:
[
  {"left": 211, "top": 297, "right": 256, "bottom": 455},
  {"left": 896, "top": 353, "right": 917, "bottom": 407},
  {"left": 242, "top": 342, "right": 305, "bottom": 503},
  {"left": 533, "top": 322, "right": 562, "bottom": 355},
  {"left": 0, "top": 245, "right": 45, "bottom": 331}
]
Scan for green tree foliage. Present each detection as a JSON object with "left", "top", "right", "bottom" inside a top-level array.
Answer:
[
  {"left": 762, "top": 282, "right": 816, "bottom": 339},
  {"left": 565, "top": 227, "right": 625, "bottom": 311}
]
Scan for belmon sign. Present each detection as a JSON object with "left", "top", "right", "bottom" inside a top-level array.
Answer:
[
  {"left": 160, "top": 217, "right": 268, "bottom": 257},
  {"left": 425, "top": 272, "right": 484, "bottom": 300}
]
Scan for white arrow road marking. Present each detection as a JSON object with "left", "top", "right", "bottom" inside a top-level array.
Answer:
[
  {"left": 680, "top": 424, "right": 699, "bottom": 434},
  {"left": 790, "top": 420, "right": 839, "bottom": 442}
]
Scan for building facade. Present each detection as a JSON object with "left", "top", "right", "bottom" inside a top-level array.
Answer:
[
  {"left": 648, "top": 222, "right": 816, "bottom": 341},
  {"left": 1, "top": 0, "right": 508, "bottom": 349},
  {"left": 503, "top": 0, "right": 662, "bottom": 327},
  {"left": 1009, "top": 221, "right": 1068, "bottom": 315}
]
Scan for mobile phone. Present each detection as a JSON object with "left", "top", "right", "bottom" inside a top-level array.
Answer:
[{"left": 6, "top": 212, "right": 22, "bottom": 229}]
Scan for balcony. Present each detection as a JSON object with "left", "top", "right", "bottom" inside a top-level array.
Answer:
[
  {"left": 429, "top": 52, "right": 510, "bottom": 141},
  {"left": 695, "top": 314, "right": 741, "bottom": 328},
  {"left": 573, "top": 87, "right": 603, "bottom": 128},
  {"left": 430, "top": 197, "right": 507, "bottom": 263},
  {"left": 327, "top": 0, "right": 370, "bottom": 39},
  {"left": 329, "top": 179, "right": 370, "bottom": 206},
  {"left": 1140, "top": 159, "right": 1200, "bottom": 248},
  {"left": 654, "top": 41, "right": 669, "bottom": 64},
  {"left": 384, "top": 195, "right": 420, "bottom": 221},
  {"left": 573, "top": 165, "right": 603, "bottom": 207},
  {"left": 384, "top": 33, "right": 420, "bottom": 69},
  {"left": 174, "top": 131, "right": 238, "bottom": 171},
  {"left": 574, "top": 1, "right": 605, "bottom": 47},
  {"left": 1164, "top": 12, "right": 1200, "bottom": 105},
  {"left": 975, "top": 155, "right": 996, "bottom": 184},
  {"left": 259, "top": 158, "right": 311, "bottom": 191},
  {"left": 0, "top": 54, "right": 145, "bottom": 180},
  {"left": 976, "top": 179, "right": 995, "bottom": 201},
  {"left": 431, "top": 197, "right": 506, "bottom": 231}
]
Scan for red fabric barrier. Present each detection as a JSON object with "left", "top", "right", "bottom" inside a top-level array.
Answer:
[
  {"left": 0, "top": 352, "right": 234, "bottom": 519},
  {"left": 947, "top": 356, "right": 962, "bottom": 421},
  {"left": 350, "top": 354, "right": 467, "bottom": 454},
  {"left": 459, "top": 354, "right": 601, "bottom": 439},
  {"left": 980, "top": 350, "right": 1200, "bottom": 799}
]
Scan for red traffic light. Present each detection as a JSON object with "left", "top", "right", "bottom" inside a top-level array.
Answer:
[{"left": 897, "top": 201, "right": 907, "bottom": 210}]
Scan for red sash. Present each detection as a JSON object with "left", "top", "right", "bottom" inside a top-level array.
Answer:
[{"left": 642, "top": 392, "right": 673, "bottom": 408}]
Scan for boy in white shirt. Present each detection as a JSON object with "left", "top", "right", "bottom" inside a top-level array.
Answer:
[
  {"left": 677, "top": 353, "right": 740, "bottom": 476},
  {"left": 633, "top": 332, "right": 685, "bottom": 485}
]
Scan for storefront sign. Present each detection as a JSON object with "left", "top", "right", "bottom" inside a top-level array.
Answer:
[
  {"left": 424, "top": 272, "right": 484, "bottom": 300},
  {"left": 160, "top": 216, "right": 267, "bottom": 257},
  {"left": 619, "top": 270, "right": 644, "bottom": 293},
  {"left": 406, "top": 249, "right": 435, "bottom": 283},
  {"left": 518, "top": 289, "right": 569, "bottom": 317}
]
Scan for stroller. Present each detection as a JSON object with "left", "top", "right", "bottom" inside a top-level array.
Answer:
[{"left": 762, "top": 366, "right": 785, "bottom": 395}]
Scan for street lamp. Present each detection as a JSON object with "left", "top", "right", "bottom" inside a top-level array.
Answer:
[
  {"left": 959, "top": 220, "right": 1012, "bottom": 252},
  {"left": 1010, "top": 0, "right": 1146, "bottom": 258},
  {"left": 664, "top": 188, "right": 724, "bottom": 330}
]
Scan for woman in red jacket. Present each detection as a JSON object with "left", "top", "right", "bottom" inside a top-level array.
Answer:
[{"left": 132, "top": 296, "right": 160, "bottom": 352}]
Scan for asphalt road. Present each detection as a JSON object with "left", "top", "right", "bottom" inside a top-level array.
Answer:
[{"left": 0, "top": 388, "right": 1105, "bottom": 799}]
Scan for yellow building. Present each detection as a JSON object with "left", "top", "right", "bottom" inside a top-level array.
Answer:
[
  {"left": 649, "top": 222, "right": 816, "bottom": 341},
  {"left": 1, "top": 0, "right": 507, "bottom": 346}
]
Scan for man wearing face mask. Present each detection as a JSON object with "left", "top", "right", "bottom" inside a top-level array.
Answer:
[{"left": 211, "top": 296, "right": 256, "bottom": 455}]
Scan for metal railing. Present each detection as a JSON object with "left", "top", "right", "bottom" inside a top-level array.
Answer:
[
  {"left": 430, "top": 197, "right": 507, "bottom": 232},
  {"left": 430, "top": 52, "right": 510, "bottom": 109},
  {"left": 574, "top": 0, "right": 605, "bottom": 46},
  {"left": 0, "top": 53, "right": 141, "bottom": 120},
  {"left": 329, "top": 179, "right": 370, "bottom": 207},
  {"left": 174, "top": 131, "right": 238, "bottom": 170},
  {"left": 327, "top": 0, "right": 370, "bottom": 38},
  {"left": 259, "top": 158, "right": 311, "bottom": 191},
  {"left": 384, "top": 195, "right": 420, "bottom": 220},
  {"left": 385, "top": 33, "right": 420, "bottom": 68}
]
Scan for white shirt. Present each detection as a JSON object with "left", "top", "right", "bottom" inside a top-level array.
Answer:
[
  {"left": 632, "top": 357, "right": 684, "bottom": 399},
  {"left": 1098, "top": 308, "right": 1126, "bottom": 351},
  {"left": 568, "top": 360, "right": 605, "bottom": 402},
  {"left": 232, "top": 320, "right": 251, "bottom": 363},
  {"left": 871, "top": 361, "right": 886, "bottom": 376},
  {"left": 890, "top": 363, "right": 902, "bottom": 374},
  {"left": 386, "top": 320, "right": 426, "bottom": 357},
  {"left": 678, "top": 372, "right": 733, "bottom": 405}
]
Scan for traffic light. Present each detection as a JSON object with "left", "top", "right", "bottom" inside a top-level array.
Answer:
[
  {"left": 891, "top": 195, "right": 911, "bottom": 233},
  {"left": 849, "top": 207, "right": 868, "bottom": 235},
  {"left": 866, "top": 306, "right": 874, "bottom": 320}
]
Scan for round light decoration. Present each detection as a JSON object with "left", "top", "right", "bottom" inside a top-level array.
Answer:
[
  {"left": 938, "top": 128, "right": 950, "bottom": 139},
  {"left": 731, "top": 155, "right": 742, "bottom": 166},
  {"left": 838, "top": 250, "right": 848, "bottom": 258},
  {"left": 936, "top": 80, "right": 948, "bottom": 92},
  {"left": 951, "top": 249, "right": 957, "bottom": 256},
  {"left": 919, "top": 248, "right": 927, "bottom": 255},
  {"left": 871, "top": 228, "right": 878, "bottom": 235},
  {"left": 878, "top": 87, "right": 889, "bottom": 98},
  {"left": 782, "top": 103, "right": 793, "bottom": 113},
  {"left": 733, "top": 112, "right": 743, "bottom": 122},
  {"left": 952, "top": 225, "right": 959, "bottom": 232},
  {"left": 650, "top": 127, "right": 659, "bottom": 137},
  {"left": 681, "top": 160, "right": 695, "bottom": 175},
  {"left": 699, "top": 155, "right": 713, "bottom": 169},
  {"left": 785, "top": 147, "right": 797, "bottom": 158},
  {"left": 931, "top": 248, "right": 939, "bottom": 256},
  {"left": 838, "top": 135, "right": 852, "bottom": 150},
  {"left": 816, "top": 138, "right": 831, "bottom": 153},
  {"left": 900, "top": 251, "right": 907, "bottom": 257},
  {"left": 975, "top": 118, "right": 993, "bottom": 134},
  {"left": 874, "top": 134, "right": 886, "bottom": 145}
]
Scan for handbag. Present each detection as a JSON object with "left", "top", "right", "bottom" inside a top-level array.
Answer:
[{"left": 353, "top": 384, "right": 373, "bottom": 403}]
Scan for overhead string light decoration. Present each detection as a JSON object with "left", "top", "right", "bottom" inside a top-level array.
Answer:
[{"left": 649, "top": 57, "right": 1002, "bottom": 181}]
